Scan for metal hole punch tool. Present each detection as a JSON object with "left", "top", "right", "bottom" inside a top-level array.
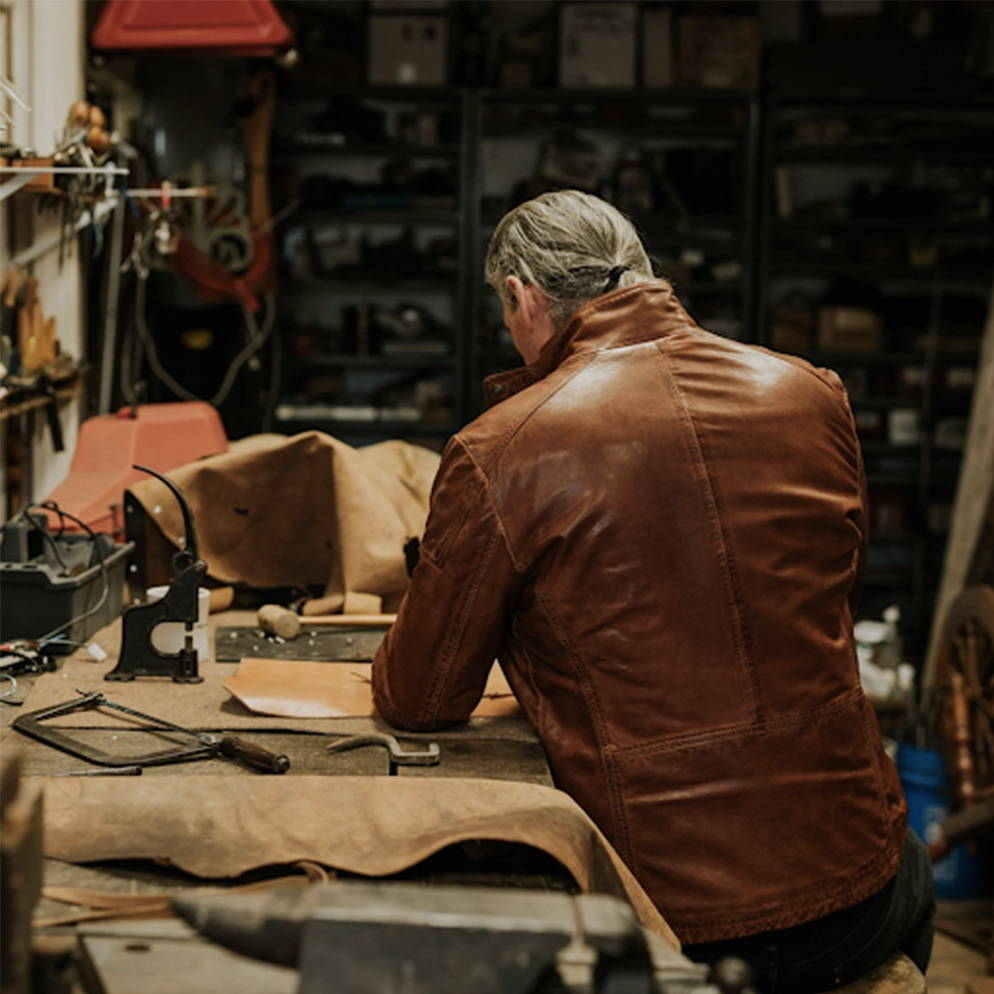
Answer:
[
  {"left": 325, "top": 732, "right": 440, "bottom": 775},
  {"left": 13, "top": 690, "right": 291, "bottom": 773},
  {"left": 105, "top": 465, "right": 205, "bottom": 683}
]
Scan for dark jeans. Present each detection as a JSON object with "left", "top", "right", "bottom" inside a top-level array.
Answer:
[{"left": 683, "top": 831, "right": 935, "bottom": 993}]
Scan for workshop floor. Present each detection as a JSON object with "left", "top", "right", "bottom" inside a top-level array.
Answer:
[{"left": 928, "top": 902, "right": 992, "bottom": 994}]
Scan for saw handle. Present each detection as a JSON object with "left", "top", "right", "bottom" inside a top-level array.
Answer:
[{"left": 218, "top": 735, "right": 290, "bottom": 774}]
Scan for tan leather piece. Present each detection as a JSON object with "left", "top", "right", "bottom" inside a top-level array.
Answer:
[
  {"left": 37, "top": 775, "right": 679, "bottom": 948},
  {"left": 36, "top": 867, "right": 328, "bottom": 928},
  {"left": 128, "top": 434, "right": 439, "bottom": 611},
  {"left": 224, "top": 658, "right": 520, "bottom": 719},
  {"left": 374, "top": 282, "right": 907, "bottom": 943}
]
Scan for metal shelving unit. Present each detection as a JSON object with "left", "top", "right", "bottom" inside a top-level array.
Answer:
[
  {"left": 469, "top": 88, "right": 761, "bottom": 411},
  {"left": 756, "top": 95, "right": 992, "bottom": 663},
  {"left": 273, "top": 84, "right": 468, "bottom": 449}
]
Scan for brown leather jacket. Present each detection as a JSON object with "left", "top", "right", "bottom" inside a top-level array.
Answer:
[{"left": 372, "top": 283, "right": 907, "bottom": 944}]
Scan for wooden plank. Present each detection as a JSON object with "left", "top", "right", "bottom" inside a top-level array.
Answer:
[
  {"left": 1, "top": 753, "right": 44, "bottom": 994},
  {"left": 926, "top": 277, "right": 994, "bottom": 687}
]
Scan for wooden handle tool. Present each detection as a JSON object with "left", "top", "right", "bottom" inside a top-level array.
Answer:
[{"left": 218, "top": 735, "right": 290, "bottom": 774}]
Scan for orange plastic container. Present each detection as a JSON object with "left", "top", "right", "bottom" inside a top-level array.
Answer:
[{"left": 43, "top": 402, "right": 227, "bottom": 536}]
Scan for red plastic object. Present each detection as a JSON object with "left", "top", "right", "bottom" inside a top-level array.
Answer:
[
  {"left": 91, "top": 0, "right": 293, "bottom": 56},
  {"left": 43, "top": 402, "right": 228, "bottom": 536}
]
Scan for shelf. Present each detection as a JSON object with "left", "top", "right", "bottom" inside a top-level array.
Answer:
[
  {"left": 480, "top": 87, "right": 754, "bottom": 105},
  {"left": 862, "top": 573, "right": 915, "bottom": 588},
  {"left": 483, "top": 122, "right": 744, "bottom": 142},
  {"left": 281, "top": 83, "right": 465, "bottom": 102},
  {"left": 866, "top": 474, "right": 918, "bottom": 487},
  {"left": 773, "top": 217, "right": 994, "bottom": 237},
  {"left": 859, "top": 441, "right": 921, "bottom": 453},
  {"left": 284, "top": 278, "right": 457, "bottom": 294},
  {"left": 775, "top": 143, "right": 993, "bottom": 166},
  {"left": 676, "top": 281, "right": 744, "bottom": 295},
  {"left": 275, "top": 141, "right": 460, "bottom": 160},
  {"left": 809, "top": 351, "right": 979, "bottom": 366},
  {"left": 289, "top": 353, "right": 455, "bottom": 370},
  {"left": 290, "top": 208, "right": 461, "bottom": 226},
  {"left": 274, "top": 414, "right": 455, "bottom": 437},
  {"left": 850, "top": 396, "right": 920, "bottom": 409},
  {"left": 871, "top": 533, "right": 922, "bottom": 545},
  {"left": 0, "top": 373, "right": 82, "bottom": 421},
  {"left": 768, "top": 258, "right": 993, "bottom": 293}
]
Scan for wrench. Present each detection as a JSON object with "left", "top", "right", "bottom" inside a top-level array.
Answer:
[{"left": 325, "top": 733, "right": 440, "bottom": 775}]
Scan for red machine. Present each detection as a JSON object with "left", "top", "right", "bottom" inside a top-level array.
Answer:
[
  {"left": 43, "top": 402, "right": 227, "bottom": 536},
  {"left": 91, "top": 0, "right": 293, "bottom": 57}
]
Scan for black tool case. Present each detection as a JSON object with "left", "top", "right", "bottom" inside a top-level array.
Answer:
[{"left": 0, "top": 518, "right": 133, "bottom": 652}]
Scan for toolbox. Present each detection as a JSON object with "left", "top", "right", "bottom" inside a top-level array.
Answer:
[{"left": 0, "top": 517, "right": 133, "bottom": 652}]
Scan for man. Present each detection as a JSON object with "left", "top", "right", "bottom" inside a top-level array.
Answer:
[{"left": 372, "top": 191, "right": 933, "bottom": 991}]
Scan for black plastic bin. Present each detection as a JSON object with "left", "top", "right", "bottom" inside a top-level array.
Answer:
[{"left": 0, "top": 532, "right": 134, "bottom": 653}]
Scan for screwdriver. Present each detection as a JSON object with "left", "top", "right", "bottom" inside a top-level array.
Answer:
[{"left": 74, "top": 690, "right": 290, "bottom": 774}]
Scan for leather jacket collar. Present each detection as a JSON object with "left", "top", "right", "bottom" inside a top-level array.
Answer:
[{"left": 482, "top": 281, "right": 693, "bottom": 407}]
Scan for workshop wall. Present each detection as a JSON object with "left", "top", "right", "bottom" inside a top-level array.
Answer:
[{"left": 0, "top": 0, "right": 86, "bottom": 515}]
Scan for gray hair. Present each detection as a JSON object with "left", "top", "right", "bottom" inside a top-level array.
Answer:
[{"left": 484, "top": 190, "right": 658, "bottom": 329}]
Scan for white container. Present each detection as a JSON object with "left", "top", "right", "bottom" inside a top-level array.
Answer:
[{"left": 146, "top": 585, "right": 210, "bottom": 662}]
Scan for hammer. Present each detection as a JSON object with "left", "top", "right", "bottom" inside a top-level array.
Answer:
[{"left": 256, "top": 604, "right": 397, "bottom": 641}]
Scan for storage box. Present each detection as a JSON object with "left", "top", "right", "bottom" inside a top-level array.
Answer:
[
  {"left": 560, "top": 3, "right": 636, "bottom": 88},
  {"left": 817, "top": 306, "right": 883, "bottom": 352},
  {"left": 368, "top": 14, "right": 447, "bottom": 86},
  {"left": 0, "top": 528, "right": 133, "bottom": 652},
  {"left": 642, "top": 9, "right": 674, "bottom": 88},
  {"left": 770, "top": 305, "right": 814, "bottom": 354},
  {"left": 677, "top": 16, "right": 760, "bottom": 90}
]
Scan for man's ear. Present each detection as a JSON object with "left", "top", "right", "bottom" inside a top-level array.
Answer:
[{"left": 505, "top": 275, "right": 524, "bottom": 313}]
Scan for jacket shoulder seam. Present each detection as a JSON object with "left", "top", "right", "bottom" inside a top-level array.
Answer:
[
  {"left": 470, "top": 352, "right": 599, "bottom": 477},
  {"left": 454, "top": 436, "right": 527, "bottom": 573}
]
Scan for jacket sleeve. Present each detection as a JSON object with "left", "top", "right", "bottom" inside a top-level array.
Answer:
[{"left": 372, "top": 436, "right": 521, "bottom": 731}]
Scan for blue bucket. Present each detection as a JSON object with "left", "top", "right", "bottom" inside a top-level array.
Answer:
[{"left": 897, "top": 742, "right": 992, "bottom": 899}]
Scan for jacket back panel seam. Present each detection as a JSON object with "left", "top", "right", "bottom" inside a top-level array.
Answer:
[
  {"left": 533, "top": 582, "right": 633, "bottom": 863},
  {"left": 654, "top": 341, "right": 761, "bottom": 721}
]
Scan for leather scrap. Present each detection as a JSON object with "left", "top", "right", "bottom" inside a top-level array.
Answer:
[
  {"left": 223, "top": 659, "right": 521, "bottom": 719},
  {"left": 36, "top": 865, "right": 330, "bottom": 928},
  {"left": 38, "top": 775, "right": 679, "bottom": 948},
  {"left": 128, "top": 433, "right": 439, "bottom": 611}
]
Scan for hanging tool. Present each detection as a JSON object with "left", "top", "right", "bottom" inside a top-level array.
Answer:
[
  {"left": 326, "top": 733, "right": 439, "bottom": 775},
  {"left": 106, "top": 465, "right": 205, "bottom": 683},
  {"left": 13, "top": 690, "right": 290, "bottom": 773}
]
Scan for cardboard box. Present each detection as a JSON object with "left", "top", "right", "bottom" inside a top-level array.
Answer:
[
  {"left": 643, "top": 9, "right": 674, "bottom": 88},
  {"left": 816, "top": 306, "right": 883, "bottom": 352},
  {"left": 368, "top": 15, "right": 447, "bottom": 86},
  {"left": 560, "top": 3, "right": 636, "bottom": 88},
  {"left": 770, "top": 305, "right": 814, "bottom": 354},
  {"left": 677, "top": 16, "right": 760, "bottom": 90}
]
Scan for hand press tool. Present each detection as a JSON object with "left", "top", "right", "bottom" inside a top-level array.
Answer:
[
  {"left": 13, "top": 690, "right": 290, "bottom": 773},
  {"left": 106, "top": 464, "right": 205, "bottom": 683}
]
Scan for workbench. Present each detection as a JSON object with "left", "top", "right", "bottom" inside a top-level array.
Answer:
[{"left": 1, "top": 608, "right": 567, "bottom": 994}]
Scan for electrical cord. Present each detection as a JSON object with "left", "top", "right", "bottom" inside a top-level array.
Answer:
[
  {"left": 131, "top": 272, "right": 275, "bottom": 408},
  {"left": 18, "top": 501, "right": 110, "bottom": 648}
]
